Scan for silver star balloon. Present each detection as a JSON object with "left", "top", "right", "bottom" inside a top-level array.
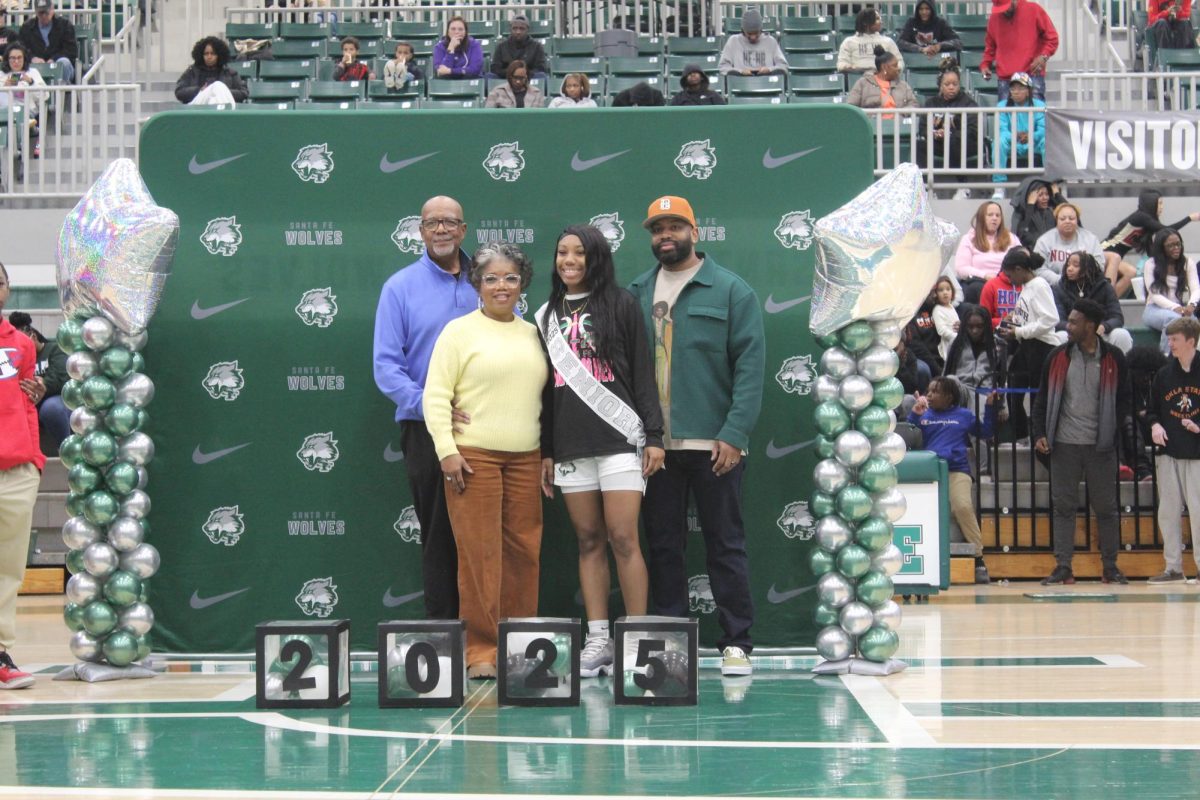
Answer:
[
  {"left": 57, "top": 159, "right": 179, "bottom": 335},
  {"left": 810, "top": 164, "right": 944, "bottom": 337}
]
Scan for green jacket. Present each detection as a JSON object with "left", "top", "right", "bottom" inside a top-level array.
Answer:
[
  {"left": 37, "top": 339, "right": 69, "bottom": 396},
  {"left": 628, "top": 254, "right": 765, "bottom": 450}
]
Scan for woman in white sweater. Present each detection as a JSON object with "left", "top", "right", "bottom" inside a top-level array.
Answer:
[
  {"left": 1143, "top": 228, "right": 1199, "bottom": 355},
  {"left": 837, "top": 8, "right": 905, "bottom": 73},
  {"left": 1033, "top": 203, "right": 1106, "bottom": 284},
  {"left": 996, "top": 247, "right": 1059, "bottom": 439}
]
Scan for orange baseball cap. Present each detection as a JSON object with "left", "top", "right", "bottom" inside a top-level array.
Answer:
[{"left": 643, "top": 195, "right": 697, "bottom": 228}]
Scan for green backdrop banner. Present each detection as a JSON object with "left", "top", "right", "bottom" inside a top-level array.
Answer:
[{"left": 138, "top": 105, "right": 874, "bottom": 652}]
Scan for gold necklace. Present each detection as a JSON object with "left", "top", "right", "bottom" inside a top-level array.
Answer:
[{"left": 563, "top": 295, "right": 589, "bottom": 317}]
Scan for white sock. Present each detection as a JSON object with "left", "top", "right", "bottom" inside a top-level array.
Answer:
[{"left": 587, "top": 620, "right": 610, "bottom": 640}]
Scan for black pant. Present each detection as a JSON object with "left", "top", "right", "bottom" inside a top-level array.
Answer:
[
  {"left": 642, "top": 450, "right": 754, "bottom": 652},
  {"left": 1006, "top": 338, "right": 1053, "bottom": 439},
  {"left": 402, "top": 420, "right": 459, "bottom": 619},
  {"left": 960, "top": 277, "right": 985, "bottom": 306},
  {"left": 1050, "top": 443, "right": 1120, "bottom": 570}
]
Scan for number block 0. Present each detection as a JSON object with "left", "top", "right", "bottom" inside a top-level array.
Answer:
[
  {"left": 377, "top": 620, "right": 465, "bottom": 708},
  {"left": 255, "top": 619, "right": 351, "bottom": 709},
  {"left": 497, "top": 617, "right": 580, "bottom": 707},
  {"left": 614, "top": 616, "right": 698, "bottom": 706}
]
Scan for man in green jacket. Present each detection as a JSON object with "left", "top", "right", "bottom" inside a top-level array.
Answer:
[{"left": 628, "top": 195, "right": 766, "bottom": 677}]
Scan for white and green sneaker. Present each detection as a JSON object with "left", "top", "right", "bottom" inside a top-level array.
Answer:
[
  {"left": 579, "top": 636, "right": 614, "bottom": 678},
  {"left": 721, "top": 646, "right": 752, "bottom": 676}
]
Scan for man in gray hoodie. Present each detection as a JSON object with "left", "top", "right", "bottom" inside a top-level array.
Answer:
[{"left": 718, "top": 9, "right": 788, "bottom": 75}]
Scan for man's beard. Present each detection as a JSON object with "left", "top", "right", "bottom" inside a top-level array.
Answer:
[{"left": 653, "top": 237, "right": 694, "bottom": 266}]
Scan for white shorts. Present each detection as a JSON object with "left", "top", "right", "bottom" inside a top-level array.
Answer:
[{"left": 554, "top": 452, "right": 645, "bottom": 494}]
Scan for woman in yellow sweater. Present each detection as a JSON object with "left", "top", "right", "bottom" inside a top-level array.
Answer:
[{"left": 423, "top": 243, "right": 551, "bottom": 679}]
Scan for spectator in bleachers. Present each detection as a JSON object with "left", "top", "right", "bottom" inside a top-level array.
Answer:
[
  {"left": 944, "top": 303, "right": 1007, "bottom": 424},
  {"left": 1051, "top": 251, "right": 1133, "bottom": 353},
  {"left": 6, "top": 312, "right": 67, "bottom": 451},
  {"left": 1143, "top": 228, "right": 1199, "bottom": 355},
  {"left": 932, "top": 276, "right": 961, "bottom": 361},
  {"left": 1, "top": 43, "right": 45, "bottom": 158},
  {"left": 848, "top": 45, "right": 918, "bottom": 111},
  {"left": 484, "top": 59, "right": 543, "bottom": 108},
  {"left": 918, "top": 62, "right": 977, "bottom": 200},
  {"left": 332, "top": 36, "right": 373, "bottom": 82},
  {"left": 1011, "top": 176, "right": 1064, "bottom": 248},
  {"left": 991, "top": 73, "right": 1045, "bottom": 199},
  {"left": 611, "top": 81, "right": 665, "bottom": 106},
  {"left": 1034, "top": 204, "right": 1105, "bottom": 283},
  {"left": 19, "top": 0, "right": 75, "bottom": 84},
  {"left": 718, "top": 9, "right": 788, "bottom": 76},
  {"left": 897, "top": 0, "right": 963, "bottom": 61},
  {"left": 1127, "top": 345, "right": 1166, "bottom": 481},
  {"left": 670, "top": 63, "right": 726, "bottom": 106},
  {"left": 1103, "top": 190, "right": 1199, "bottom": 301},
  {"left": 998, "top": 247, "right": 1059, "bottom": 440},
  {"left": 906, "top": 282, "right": 946, "bottom": 378},
  {"left": 1, "top": 6, "right": 18, "bottom": 47},
  {"left": 383, "top": 41, "right": 422, "bottom": 90},
  {"left": 837, "top": 7, "right": 904, "bottom": 74},
  {"left": 488, "top": 15, "right": 546, "bottom": 79},
  {"left": 895, "top": 334, "right": 924, "bottom": 394},
  {"left": 955, "top": 200, "right": 1021, "bottom": 304},
  {"left": 547, "top": 72, "right": 597, "bottom": 108},
  {"left": 1146, "top": 0, "right": 1195, "bottom": 69},
  {"left": 174, "top": 36, "right": 248, "bottom": 106},
  {"left": 979, "top": 0, "right": 1057, "bottom": 102},
  {"left": 433, "top": 16, "right": 483, "bottom": 79},
  {"left": 980, "top": 263, "right": 1021, "bottom": 330}
]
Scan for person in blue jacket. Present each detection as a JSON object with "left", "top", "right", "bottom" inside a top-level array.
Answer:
[{"left": 992, "top": 72, "right": 1045, "bottom": 194}]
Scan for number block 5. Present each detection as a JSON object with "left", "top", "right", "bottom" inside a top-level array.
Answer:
[
  {"left": 497, "top": 618, "right": 580, "bottom": 707},
  {"left": 255, "top": 619, "right": 351, "bottom": 709},
  {"left": 377, "top": 620, "right": 465, "bottom": 708},
  {"left": 614, "top": 616, "right": 698, "bottom": 706}
]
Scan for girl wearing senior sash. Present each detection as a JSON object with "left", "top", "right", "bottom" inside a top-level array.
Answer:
[{"left": 536, "top": 225, "right": 666, "bottom": 678}]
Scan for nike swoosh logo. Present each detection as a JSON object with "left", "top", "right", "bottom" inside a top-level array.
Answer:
[
  {"left": 570, "top": 149, "right": 630, "bottom": 171},
  {"left": 767, "top": 583, "right": 817, "bottom": 604},
  {"left": 190, "top": 587, "right": 251, "bottom": 609},
  {"left": 383, "top": 443, "right": 405, "bottom": 463},
  {"left": 188, "top": 153, "right": 248, "bottom": 175},
  {"left": 764, "top": 294, "right": 811, "bottom": 314},
  {"left": 382, "top": 588, "right": 425, "bottom": 607},
  {"left": 192, "top": 443, "right": 252, "bottom": 464},
  {"left": 191, "top": 298, "right": 251, "bottom": 320},
  {"left": 762, "top": 146, "right": 822, "bottom": 169},
  {"left": 379, "top": 151, "right": 439, "bottom": 173},
  {"left": 765, "top": 438, "right": 817, "bottom": 459}
]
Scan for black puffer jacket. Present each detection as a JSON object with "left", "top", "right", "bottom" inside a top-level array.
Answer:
[
  {"left": 1010, "top": 175, "right": 1064, "bottom": 248},
  {"left": 174, "top": 64, "right": 249, "bottom": 103},
  {"left": 670, "top": 64, "right": 726, "bottom": 106}
]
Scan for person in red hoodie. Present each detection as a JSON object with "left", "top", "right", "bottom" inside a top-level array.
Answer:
[
  {"left": 979, "top": 0, "right": 1058, "bottom": 102},
  {"left": 0, "top": 261, "right": 42, "bottom": 690},
  {"left": 979, "top": 268, "right": 1022, "bottom": 329}
]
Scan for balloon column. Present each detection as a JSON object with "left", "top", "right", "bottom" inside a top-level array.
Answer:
[
  {"left": 55, "top": 159, "right": 178, "bottom": 670},
  {"left": 806, "top": 164, "right": 946, "bottom": 675}
]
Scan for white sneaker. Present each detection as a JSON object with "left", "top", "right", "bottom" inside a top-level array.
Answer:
[
  {"left": 579, "top": 636, "right": 614, "bottom": 678},
  {"left": 990, "top": 187, "right": 1005, "bottom": 200},
  {"left": 720, "top": 646, "right": 752, "bottom": 676},
  {"left": 952, "top": 187, "right": 971, "bottom": 200}
]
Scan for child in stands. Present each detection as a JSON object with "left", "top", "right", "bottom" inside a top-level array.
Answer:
[{"left": 333, "top": 36, "right": 373, "bottom": 82}]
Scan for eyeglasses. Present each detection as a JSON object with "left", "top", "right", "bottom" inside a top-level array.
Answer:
[
  {"left": 481, "top": 274, "right": 521, "bottom": 287},
  {"left": 420, "top": 218, "right": 464, "bottom": 231}
]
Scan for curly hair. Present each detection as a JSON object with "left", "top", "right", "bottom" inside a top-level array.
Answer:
[
  {"left": 1, "top": 42, "right": 31, "bottom": 74},
  {"left": 470, "top": 242, "right": 533, "bottom": 291},
  {"left": 191, "top": 36, "right": 231, "bottom": 70}
]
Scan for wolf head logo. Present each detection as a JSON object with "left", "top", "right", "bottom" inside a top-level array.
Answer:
[
  {"left": 483, "top": 141, "right": 525, "bottom": 182},
  {"left": 774, "top": 210, "right": 816, "bottom": 251},
  {"left": 295, "top": 288, "right": 338, "bottom": 328},
  {"left": 674, "top": 139, "right": 717, "bottom": 179},
  {"left": 292, "top": 143, "right": 335, "bottom": 184},
  {"left": 202, "top": 361, "right": 244, "bottom": 401},
  {"left": 297, "top": 432, "right": 339, "bottom": 473},
  {"left": 588, "top": 213, "right": 626, "bottom": 253},
  {"left": 557, "top": 462, "right": 576, "bottom": 477},
  {"left": 393, "top": 505, "right": 421, "bottom": 543},
  {"left": 777, "top": 500, "right": 816, "bottom": 540},
  {"left": 687, "top": 574, "right": 716, "bottom": 614},
  {"left": 202, "top": 505, "right": 245, "bottom": 546},
  {"left": 200, "top": 216, "right": 242, "bottom": 257},
  {"left": 776, "top": 355, "right": 816, "bottom": 396},
  {"left": 295, "top": 576, "right": 338, "bottom": 618},
  {"left": 391, "top": 215, "right": 424, "bottom": 254}
]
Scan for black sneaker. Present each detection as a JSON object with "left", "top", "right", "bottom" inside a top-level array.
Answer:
[
  {"left": 1041, "top": 566, "right": 1075, "bottom": 585},
  {"left": 1102, "top": 568, "right": 1129, "bottom": 585},
  {"left": 974, "top": 564, "right": 991, "bottom": 585}
]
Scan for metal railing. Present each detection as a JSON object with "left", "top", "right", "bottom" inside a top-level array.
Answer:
[
  {"left": 224, "top": 2, "right": 559, "bottom": 28},
  {"left": 1062, "top": 70, "right": 1200, "bottom": 110},
  {"left": 711, "top": 0, "right": 992, "bottom": 31}
]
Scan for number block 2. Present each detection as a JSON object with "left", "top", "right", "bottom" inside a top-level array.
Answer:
[
  {"left": 377, "top": 620, "right": 465, "bottom": 708},
  {"left": 497, "top": 618, "right": 580, "bottom": 707},
  {"left": 614, "top": 616, "right": 698, "bottom": 706},
  {"left": 255, "top": 619, "right": 351, "bottom": 709}
]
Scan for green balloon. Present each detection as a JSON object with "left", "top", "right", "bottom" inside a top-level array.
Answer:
[
  {"left": 135, "top": 632, "right": 152, "bottom": 661},
  {"left": 66, "top": 492, "right": 88, "bottom": 518},
  {"left": 105, "top": 404, "right": 142, "bottom": 436},
  {"left": 103, "top": 629, "right": 140, "bottom": 667},
  {"left": 61, "top": 380, "right": 84, "bottom": 411},
  {"left": 814, "top": 332, "right": 840, "bottom": 348},
  {"left": 81, "top": 430, "right": 118, "bottom": 467},
  {"left": 81, "top": 375, "right": 116, "bottom": 411},
  {"left": 836, "top": 544, "right": 873, "bottom": 578},
  {"left": 82, "top": 600, "right": 118, "bottom": 636},
  {"left": 66, "top": 548, "right": 87, "bottom": 575},
  {"left": 64, "top": 602, "right": 86, "bottom": 632},
  {"left": 68, "top": 463, "right": 103, "bottom": 495},
  {"left": 388, "top": 665, "right": 419, "bottom": 698},
  {"left": 102, "top": 570, "right": 142, "bottom": 606},
  {"left": 104, "top": 461, "right": 140, "bottom": 495},
  {"left": 855, "top": 516, "right": 894, "bottom": 552},
  {"left": 836, "top": 485, "right": 874, "bottom": 522},
  {"left": 856, "top": 570, "right": 895, "bottom": 607},
  {"left": 59, "top": 434, "right": 84, "bottom": 467},
  {"left": 811, "top": 491, "right": 836, "bottom": 518},
  {"left": 813, "top": 602, "right": 839, "bottom": 626},
  {"left": 99, "top": 347, "right": 135, "bottom": 380},
  {"left": 810, "top": 548, "right": 836, "bottom": 577},
  {"left": 137, "top": 409, "right": 150, "bottom": 432},
  {"left": 138, "top": 580, "right": 150, "bottom": 603},
  {"left": 859, "top": 457, "right": 899, "bottom": 493},
  {"left": 858, "top": 626, "right": 900, "bottom": 662},
  {"left": 83, "top": 490, "right": 119, "bottom": 525},
  {"left": 855, "top": 406, "right": 892, "bottom": 438},
  {"left": 56, "top": 318, "right": 85, "bottom": 354},
  {"left": 838, "top": 320, "right": 875, "bottom": 354},
  {"left": 814, "top": 401, "right": 851, "bottom": 438},
  {"left": 871, "top": 377, "right": 905, "bottom": 410},
  {"left": 131, "top": 352, "right": 146, "bottom": 373},
  {"left": 815, "top": 435, "right": 836, "bottom": 460}
]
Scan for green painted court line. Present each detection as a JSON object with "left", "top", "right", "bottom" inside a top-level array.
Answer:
[
  {"left": 906, "top": 701, "right": 1200, "bottom": 718},
  {"left": 902, "top": 656, "right": 1105, "bottom": 668}
]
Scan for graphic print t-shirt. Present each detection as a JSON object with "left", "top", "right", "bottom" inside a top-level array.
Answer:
[
  {"left": 552, "top": 292, "right": 614, "bottom": 387},
  {"left": 653, "top": 262, "right": 712, "bottom": 450}
]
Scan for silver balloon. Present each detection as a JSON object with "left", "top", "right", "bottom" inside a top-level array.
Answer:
[
  {"left": 387, "top": 646, "right": 405, "bottom": 671},
  {"left": 872, "top": 320, "right": 903, "bottom": 350},
  {"left": 66, "top": 572, "right": 102, "bottom": 606},
  {"left": 839, "top": 601, "right": 875, "bottom": 636},
  {"left": 819, "top": 347, "right": 857, "bottom": 380},
  {"left": 118, "top": 432, "right": 155, "bottom": 466},
  {"left": 62, "top": 516, "right": 103, "bottom": 550},
  {"left": 873, "top": 599, "right": 903, "bottom": 632},
  {"left": 873, "top": 486, "right": 909, "bottom": 523},
  {"left": 815, "top": 625, "right": 853, "bottom": 662},
  {"left": 838, "top": 375, "right": 874, "bottom": 412},
  {"left": 107, "top": 516, "right": 146, "bottom": 552},
  {"left": 856, "top": 345, "right": 900, "bottom": 382},
  {"left": 119, "top": 543, "right": 160, "bottom": 579},
  {"left": 885, "top": 408, "right": 897, "bottom": 434},
  {"left": 113, "top": 329, "right": 149, "bottom": 352},
  {"left": 833, "top": 430, "right": 873, "bottom": 467},
  {"left": 817, "top": 571, "right": 854, "bottom": 609},
  {"left": 136, "top": 466, "right": 149, "bottom": 490},
  {"left": 813, "top": 458, "right": 851, "bottom": 494},
  {"left": 81, "top": 316, "right": 115, "bottom": 351},
  {"left": 70, "top": 630, "right": 104, "bottom": 663},
  {"left": 815, "top": 515, "right": 853, "bottom": 553},
  {"left": 872, "top": 543, "right": 905, "bottom": 576},
  {"left": 871, "top": 432, "right": 908, "bottom": 466},
  {"left": 119, "top": 489, "right": 151, "bottom": 519},
  {"left": 66, "top": 350, "right": 99, "bottom": 381},
  {"left": 814, "top": 374, "right": 841, "bottom": 403},
  {"left": 83, "top": 541, "right": 120, "bottom": 578},
  {"left": 69, "top": 406, "right": 104, "bottom": 436},
  {"left": 935, "top": 215, "right": 961, "bottom": 269},
  {"left": 118, "top": 602, "right": 155, "bottom": 635},
  {"left": 114, "top": 373, "right": 155, "bottom": 408}
]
